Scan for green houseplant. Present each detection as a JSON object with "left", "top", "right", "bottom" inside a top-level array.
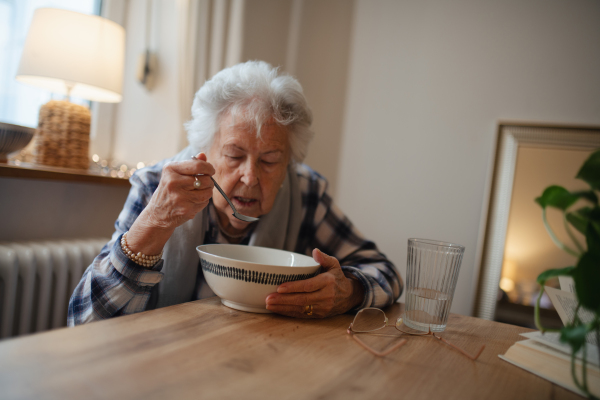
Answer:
[{"left": 534, "top": 148, "right": 600, "bottom": 399}]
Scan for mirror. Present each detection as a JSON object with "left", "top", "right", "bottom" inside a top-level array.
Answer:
[{"left": 474, "top": 123, "right": 600, "bottom": 325}]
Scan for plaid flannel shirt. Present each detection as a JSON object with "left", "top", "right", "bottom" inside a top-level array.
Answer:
[{"left": 68, "top": 161, "right": 403, "bottom": 326}]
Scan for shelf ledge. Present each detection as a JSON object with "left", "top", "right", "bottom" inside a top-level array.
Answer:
[{"left": 0, "top": 162, "right": 131, "bottom": 187}]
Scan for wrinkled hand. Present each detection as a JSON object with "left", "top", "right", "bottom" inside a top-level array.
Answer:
[
  {"left": 265, "top": 249, "right": 365, "bottom": 318},
  {"left": 139, "top": 152, "right": 215, "bottom": 232}
]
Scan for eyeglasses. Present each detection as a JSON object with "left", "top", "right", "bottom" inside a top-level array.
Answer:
[{"left": 347, "top": 308, "right": 485, "bottom": 360}]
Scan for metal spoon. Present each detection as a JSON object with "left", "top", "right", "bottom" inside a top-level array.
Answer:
[
  {"left": 191, "top": 155, "right": 258, "bottom": 222},
  {"left": 210, "top": 177, "right": 259, "bottom": 222}
]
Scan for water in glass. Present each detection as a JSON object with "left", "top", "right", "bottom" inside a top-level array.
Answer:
[{"left": 403, "top": 239, "right": 465, "bottom": 333}]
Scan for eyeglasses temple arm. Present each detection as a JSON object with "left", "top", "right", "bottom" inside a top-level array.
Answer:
[
  {"left": 347, "top": 326, "right": 407, "bottom": 357},
  {"left": 433, "top": 334, "right": 485, "bottom": 361}
]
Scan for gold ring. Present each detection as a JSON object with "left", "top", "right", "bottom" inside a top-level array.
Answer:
[
  {"left": 304, "top": 304, "right": 313, "bottom": 316},
  {"left": 193, "top": 176, "right": 201, "bottom": 189}
]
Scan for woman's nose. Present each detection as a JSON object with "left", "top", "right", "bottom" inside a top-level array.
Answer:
[{"left": 240, "top": 160, "right": 259, "bottom": 187}]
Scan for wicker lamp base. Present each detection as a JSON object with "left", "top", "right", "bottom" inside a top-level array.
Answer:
[{"left": 33, "top": 100, "right": 91, "bottom": 169}]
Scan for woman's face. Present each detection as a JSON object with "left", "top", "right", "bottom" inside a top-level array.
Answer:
[{"left": 208, "top": 113, "right": 291, "bottom": 232}]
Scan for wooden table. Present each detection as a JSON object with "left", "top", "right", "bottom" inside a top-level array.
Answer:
[{"left": 0, "top": 297, "right": 581, "bottom": 399}]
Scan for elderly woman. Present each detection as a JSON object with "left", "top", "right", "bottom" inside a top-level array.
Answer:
[{"left": 68, "top": 61, "right": 402, "bottom": 325}]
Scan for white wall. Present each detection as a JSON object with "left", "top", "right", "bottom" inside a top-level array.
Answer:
[
  {"left": 241, "top": 0, "right": 353, "bottom": 195},
  {"left": 337, "top": 0, "right": 600, "bottom": 316},
  {"left": 294, "top": 0, "right": 353, "bottom": 196},
  {"left": 241, "top": 0, "right": 292, "bottom": 69},
  {"left": 111, "top": 0, "right": 182, "bottom": 166},
  {"left": 0, "top": 178, "right": 129, "bottom": 241}
]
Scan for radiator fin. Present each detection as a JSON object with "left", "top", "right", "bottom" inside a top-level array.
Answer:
[{"left": 0, "top": 238, "right": 108, "bottom": 339}]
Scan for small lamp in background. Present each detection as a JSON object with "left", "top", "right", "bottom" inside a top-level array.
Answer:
[
  {"left": 500, "top": 258, "right": 518, "bottom": 302},
  {"left": 16, "top": 8, "right": 125, "bottom": 169}
]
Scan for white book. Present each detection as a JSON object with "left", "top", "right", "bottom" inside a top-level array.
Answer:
[
  {"left": 500, "top": 285, "right": 600, "bottom": 396},
  {"left": 544, "top": 286, "right": 598, "bottom": 346},
  {"left": 499, "top": 338, "right": 600, "bottom": 397},
  {"left": 520, "top": 330, "right": 599, "bottom": 367}
]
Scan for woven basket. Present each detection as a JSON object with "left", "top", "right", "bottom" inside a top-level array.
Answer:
[{"left": 33, "top": 100, "right": 91, "bottom": 169}]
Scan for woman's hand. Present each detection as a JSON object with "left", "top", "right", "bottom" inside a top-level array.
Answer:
[
  {"left": 126, "top": 153, "right": 215, "bottom": 256},
  {"left": 265, "top": 249, "right": 365, "bottom": 318},
  {"left": 142, "top": 152, "right": 215, "bottom": 230}
]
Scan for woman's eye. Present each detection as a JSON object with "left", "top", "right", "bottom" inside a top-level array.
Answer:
[
  {"left": 226, "top": 155, "right": 242, "bottom": 160},
  {"left": 261, "top": 156, "right": 282, "bottom": 165}
]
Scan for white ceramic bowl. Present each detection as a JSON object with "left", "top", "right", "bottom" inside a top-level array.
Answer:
[
  {"left": 197, "top": 244, "right": 321, "bottom": 313},
  {"left": 0, "top": 122, "right": 35, "bottom": 162}
]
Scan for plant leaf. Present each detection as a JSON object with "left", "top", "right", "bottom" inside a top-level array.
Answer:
[
  {"left": 591, "top": 206, "right": 600, "bottom": 222},
  {"left": 576, "top": 149, "right": 600, "bottom": 190},
  {"left": 537, "top": 266, "right": 575, "bottom": 285},
  {"left": 571, "top": 190, "right": 599, "bottom": 205},
  {"left": 572, "top": 252, "right": 600, "bottom": 311},
  {"left": 560, "top": 324, "right": 589, "bottom": 353},
  {"left": 587, "top": 219, "right": 600, "bottom": 256},
  {"left": 535, "top": 186, "right": 580, "bottom": 210},
  {"left": 566, "top": 207, "right": 592, "bottom": 235}
]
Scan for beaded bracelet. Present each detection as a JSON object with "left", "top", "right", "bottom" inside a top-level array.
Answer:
[{"left": 120, "top": 231, "right": 163, "bottom": 267}]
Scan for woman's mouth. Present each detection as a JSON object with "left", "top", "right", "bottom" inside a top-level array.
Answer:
[{"left": 233, "top": 196, "right": 258, "bottom": 208}]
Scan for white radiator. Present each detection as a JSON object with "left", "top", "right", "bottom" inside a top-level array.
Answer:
[{"left": 0, "top": 238, "right": 108, "bottom": 339}]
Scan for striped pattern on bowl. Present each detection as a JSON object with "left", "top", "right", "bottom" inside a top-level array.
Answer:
[{"left": 0, "top": 122, "right": 35, "bottom": 161}]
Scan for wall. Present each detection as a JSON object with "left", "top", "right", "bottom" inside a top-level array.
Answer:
[
  {"left": 0, "top": 178, "right": 129, "bottom": 241},
  {"left": 241, "top": 0, "right": 353, "bottom": 195},
  {"left": 337, "top": 0, "right": 600, "bottom": 316},
  {"left": 241, "top": 0, "right": 292, "bottom": 69},
  {"left": 294, "top": 0, "right": 353, "bottom": 196},
  {"left": 110, "top": 0, "right": 183, "bottom": 166}
]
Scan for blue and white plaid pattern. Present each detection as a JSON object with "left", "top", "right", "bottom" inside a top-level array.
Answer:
[{"left": 68, "top": 162, "right": 403, "bottom": 326}]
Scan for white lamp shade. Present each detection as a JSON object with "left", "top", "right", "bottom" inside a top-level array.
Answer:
[{"left": 16, "top": 8, "right": 125, "bottom": 103}]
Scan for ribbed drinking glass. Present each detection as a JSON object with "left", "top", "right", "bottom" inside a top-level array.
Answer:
[{"left": 404, "top": 238, "right": 465, "bottom": 333}]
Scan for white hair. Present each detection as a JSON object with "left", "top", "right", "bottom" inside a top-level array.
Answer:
[{"left": 185, "top": 61, "right": 314, "bottom": 163}]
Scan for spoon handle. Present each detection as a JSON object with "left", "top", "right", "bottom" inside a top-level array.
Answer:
[{"left": 210, "top": 177, "right": 238, "bottom": 213}]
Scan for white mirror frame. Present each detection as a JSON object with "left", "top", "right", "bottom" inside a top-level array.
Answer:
[{"left": 474, "top": 123, "right": 600, "bottom": 320}]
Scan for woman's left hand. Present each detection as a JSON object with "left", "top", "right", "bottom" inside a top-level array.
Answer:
[{"left": 265, "top": 249, "right": 365, "bottom": 318}]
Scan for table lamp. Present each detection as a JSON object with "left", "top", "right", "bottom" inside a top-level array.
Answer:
[{"left": 16, "top": 8, "right": 125, "bottom": 169}]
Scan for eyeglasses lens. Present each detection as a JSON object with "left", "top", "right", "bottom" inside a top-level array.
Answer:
[{"left": 352, "top": 308, "right": 387, "bottom": 332}]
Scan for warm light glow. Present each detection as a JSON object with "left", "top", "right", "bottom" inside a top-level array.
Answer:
[
  {"left": 501, "top": 258, "right": 519, "bottom": 301},
  {"left": 15, "top": 8, "right": 125, "bottom": 103},
  {"left": 137, "top": 162, "right": 145, "bottom": 169},
  {"left": 501, "top": 258, "right": 519, "bottom": 282},
  {"left": 92, "top": 154, "right": 100, "bottom": 162},
  {"left": 499, "top": 277, "right": 515, "bottom": 293}
]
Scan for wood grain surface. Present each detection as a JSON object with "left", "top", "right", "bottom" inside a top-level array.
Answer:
[{"left": 0, "top": 297, "right": 582, "bottom": 400}]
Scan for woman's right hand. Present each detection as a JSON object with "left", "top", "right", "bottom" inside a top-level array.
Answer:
[
  {"left": 142, "top": 152, "right": 215, "bottom": 230},
  {"left": 126, "top": 152, "right": 215, "bottom": 256}
]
